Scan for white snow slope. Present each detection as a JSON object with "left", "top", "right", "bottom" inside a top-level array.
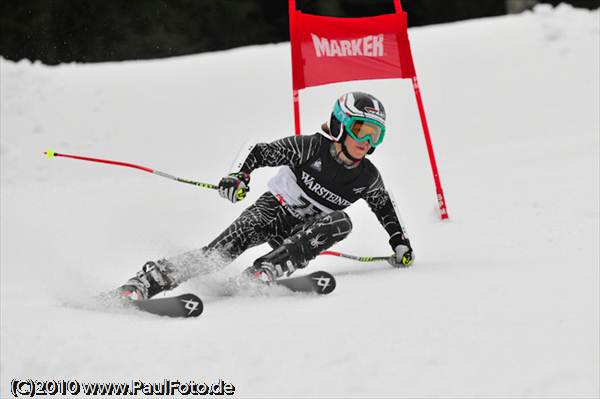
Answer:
[{"left": 1, "top": 4, "right": 599, "bottom": 398}]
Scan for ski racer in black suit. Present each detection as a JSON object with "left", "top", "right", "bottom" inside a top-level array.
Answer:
[{"left": 118, "top": 92, "right": 414, "bottom": 300}]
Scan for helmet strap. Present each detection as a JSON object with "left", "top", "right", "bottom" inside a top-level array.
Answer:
[
  {"left": 340, "top": 133, "right": 362, "bottom": 164},
  {"left": 341, "top": 142, "right": 361, "bottom": 163}
]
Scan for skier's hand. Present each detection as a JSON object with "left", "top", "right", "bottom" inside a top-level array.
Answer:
[
  {"left": 388, "top": 240, "right": 414, "bottom": 267},
  {"left": 218, "top": 172, "right": 250, "bottom": 203}
]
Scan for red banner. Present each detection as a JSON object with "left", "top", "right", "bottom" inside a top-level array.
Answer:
[{"left": 290, "top": 11, "right": 416, "bottom": 90}]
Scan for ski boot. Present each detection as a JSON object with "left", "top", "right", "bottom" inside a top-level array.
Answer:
[
  {"left": 245, "top": 239, "right": 308, "bottom": 284},
  {"left": 118, "top": 259, "right": 178, "bottom": 300}
]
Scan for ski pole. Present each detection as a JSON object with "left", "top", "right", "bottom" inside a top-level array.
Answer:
[
  {"left": 43, "top": 150, "right": 241, "bottom": 195},
  {"left": 319, "top": 250, "right": 393, "bottom": 262}
]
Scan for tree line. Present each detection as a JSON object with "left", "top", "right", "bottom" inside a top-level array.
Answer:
[{"left": 0, "top": 0, "right": 595, "bottom": 65}]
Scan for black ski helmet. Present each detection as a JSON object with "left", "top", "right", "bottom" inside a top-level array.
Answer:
[{"left": 328, "top": 92, "right": 386, "bottom": 156}]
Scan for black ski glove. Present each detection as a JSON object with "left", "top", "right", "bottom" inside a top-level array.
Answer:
[
  {"left": 387, "top": 238, "right": 414, "bottom": 267},
  {"left": 218, "top": 172, "right": 250, "bottom": 203}
]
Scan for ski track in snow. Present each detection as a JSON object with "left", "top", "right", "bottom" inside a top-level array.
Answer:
[{"left": 1, "top": 4, "right": 599, "bottom": 397}]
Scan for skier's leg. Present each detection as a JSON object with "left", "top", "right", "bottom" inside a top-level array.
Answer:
[
  {"left": 119, "top": 193, "right": 298, "bottom": 299},
  {"left": 247, "top": 210, "right": 353, "bottom": 282}
]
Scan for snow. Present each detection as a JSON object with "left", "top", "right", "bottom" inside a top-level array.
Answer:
[{"left": 1, "top": 4, "right": 598, "bottom": 397}]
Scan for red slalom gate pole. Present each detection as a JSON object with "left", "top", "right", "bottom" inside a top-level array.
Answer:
[
  {"left": 289, "top": 0, "right": 303, "bottom": 136},
  {"left": 411, "top": 77, "right": 449, "bottom": 219},
  {"left": 292, "top": 89, "right": 301, "bottom": 135},
  {"left": 393, "top": 0, "right": 448, "bottom": 219},
  {"left": 43, "top": 150, "right": 219, "bottom": 191}
]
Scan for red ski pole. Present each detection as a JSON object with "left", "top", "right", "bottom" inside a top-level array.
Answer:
[{"left": 43, "top": 149, "right": 229, "bottom": 193}]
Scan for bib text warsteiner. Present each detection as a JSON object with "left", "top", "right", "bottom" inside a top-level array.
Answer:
[{"left": 300, "top": 171, "right": 351, "bottom": 207}]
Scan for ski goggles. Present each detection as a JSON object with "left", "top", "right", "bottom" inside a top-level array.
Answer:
[{"left": 333, "top": 103, "right": 386, "bottom": 147}]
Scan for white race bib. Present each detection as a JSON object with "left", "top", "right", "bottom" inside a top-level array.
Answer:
[{"left": 267, "top": 167, "right": 333, "bottom": 218}]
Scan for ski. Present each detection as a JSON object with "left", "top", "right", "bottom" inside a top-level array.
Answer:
[
  {"left": 122, "top": 271, "right": 334, "bottom": 318},
  {"left": 274, "top": 270, "right": 336, "bottom": 295},
  {"left": 132, "top": 293, "right": 203, "bottom": 318}
]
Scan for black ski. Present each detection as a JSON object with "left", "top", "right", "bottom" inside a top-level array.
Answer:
[
  {"left": 124, "top": 271, "right": 334, "bottom": 318},
  {"left": 132, "top": 293, "right": 203, "bottom": 318},
  {"left": 274, "top": 270, "right": 336, "bottom": 295}
]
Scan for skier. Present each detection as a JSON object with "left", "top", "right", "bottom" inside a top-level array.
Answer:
[{"left": 118, "top": 92, "right": 414, "bottom": 300}]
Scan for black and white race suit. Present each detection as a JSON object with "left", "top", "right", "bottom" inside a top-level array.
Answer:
[{"left": 167, "top": 133, "right": 409, "bottom": 281}]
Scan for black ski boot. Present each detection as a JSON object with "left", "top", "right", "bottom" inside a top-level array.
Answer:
[
  {"left": 118, "top": 259, "right": 178, "bottom": 300},
  {"left": 245, "top": 239, "right": 308, "bottom": 283}
]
